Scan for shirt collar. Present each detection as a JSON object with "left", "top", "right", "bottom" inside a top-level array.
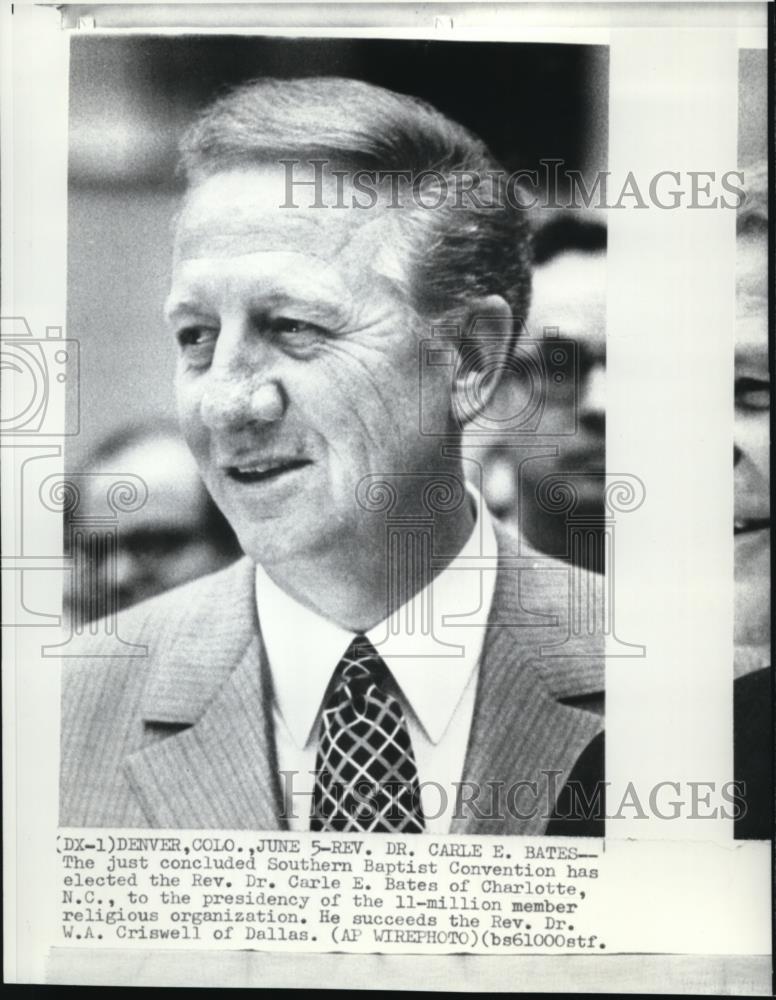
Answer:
[{"left": 256, "top": 486, "right": 497, "bottom": 749}]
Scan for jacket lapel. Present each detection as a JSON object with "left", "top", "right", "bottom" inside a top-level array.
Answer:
[
  {"left": 123, "top": 527, "right": 603, "bottom": 834},
  {"left": 124, "top": 558, "right": 283, "bottom": 829},
  {"left": 452, "top": 526, "right": 603, "bottom": 836}
]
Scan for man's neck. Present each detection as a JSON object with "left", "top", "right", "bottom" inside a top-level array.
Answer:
[{"left": 259, "top": 492, "right": 477, "bottom": 633}]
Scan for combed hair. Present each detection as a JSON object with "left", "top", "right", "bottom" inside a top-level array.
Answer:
[{"left": 179, "top": 76, "right": 532, "bottom": 325}]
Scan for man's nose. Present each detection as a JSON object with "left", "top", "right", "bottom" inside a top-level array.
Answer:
[
  {"left": 201, "top": 378, "right": 285, "bottom": 430},
  {"left": 200, "top": 325, "right": 286, "bottom": 431}
]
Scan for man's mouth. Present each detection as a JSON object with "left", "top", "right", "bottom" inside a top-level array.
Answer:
[
  {"left": 734, "top": 516, "right": 770, "bottom": 536},
  {"left": 226, "top": 458, "right": 312, "bottom": 484}
]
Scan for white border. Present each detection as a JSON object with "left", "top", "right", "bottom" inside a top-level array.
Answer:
[{"left": 3, "top": 0, "right": 770, "bottom": 989}]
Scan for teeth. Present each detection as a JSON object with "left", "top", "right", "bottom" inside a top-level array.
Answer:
[
  {"left": 230, "top": 458, "right": 308, "bottom": 477},
  {"left": 233, "top": 459, "right": 303, "bottom": 475}
]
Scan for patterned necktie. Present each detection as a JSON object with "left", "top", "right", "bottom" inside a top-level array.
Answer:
[{"left": 310, "top": 634, "right": 425, "bottom": 833}]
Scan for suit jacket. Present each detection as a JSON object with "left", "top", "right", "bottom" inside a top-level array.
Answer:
[
  {"left": 60, "top": 524, "right": 604, "bottom": 834},
  {"left": 734, "top": 666, "right": 772, "bottom": 840}
]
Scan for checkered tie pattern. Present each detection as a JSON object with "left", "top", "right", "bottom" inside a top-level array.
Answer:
[{"left": 310, "top": 634, "right": 425, "bottom": 833}]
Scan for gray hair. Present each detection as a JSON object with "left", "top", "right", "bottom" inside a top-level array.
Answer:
[{"left": 179, "top": 76, "right": 531, "bottom": 326}]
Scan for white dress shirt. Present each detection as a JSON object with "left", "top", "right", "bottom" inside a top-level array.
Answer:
[{"left": 255, "top": 487, "right": 498, "bottom": 833}]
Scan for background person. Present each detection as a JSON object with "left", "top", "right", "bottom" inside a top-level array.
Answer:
[
  {"left": 64, "top": 422, "right": 241, "bottom": 624},
  {"left": 481, "top": 214, "right": 607, "bottom": 573},
  {"left": 732, "top": 161, "right": 770, "bottom": 840},
  {"left": 60, "top": 77, "right": 605, "bottom": 835}
]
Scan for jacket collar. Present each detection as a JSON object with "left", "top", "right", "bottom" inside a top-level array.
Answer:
[
  {"left": 126, "top": 556, "right": 281, "bottom": 828},
  {"left": 452, "top": 523, "right": 603, "bottom": 834},
  {"left": 136, "top": 525, "right": 605, "bottom": 727},
  {"left": 126, "top": 527, "right": 603, "bottom": 831},
  {"left": 138, "top": 555, "right": 259, "bottom": 726}
]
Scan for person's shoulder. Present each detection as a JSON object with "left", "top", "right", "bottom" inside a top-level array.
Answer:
[
  {"left": 61, "top": 557, "right": 257, "bottom": 768},
  {"left": 70, "top": 556, "right": 254, "bottom": 651},
  {"left": 491, "top": 518, "right": 605, "bottom": 703},
  {"left": 61, "top": 556, "right": 256, "bottom": 696},
  {"left": 126, "top": 553, "right": 255, "bottom": 623},
  {"left": 735, "top": 665, "right": 771, "bottom": 710},
  {"left": 493, "top": 517, "right": 596, "bottom": 582}
]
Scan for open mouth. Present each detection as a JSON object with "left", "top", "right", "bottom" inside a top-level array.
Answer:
[
  {"left": 227, "top": 458, "right": 312, "bottom": 485},
  {"left": 734, "top": 517, "right": 770, "bottom": 536}
]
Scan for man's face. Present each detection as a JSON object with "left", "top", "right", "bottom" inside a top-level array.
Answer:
[
  {"left": 167, "top": 165, "right": 454, "bottom": 567},
  {"left": 482, "top": 248, "right": 606, "bottom": 520},
  {"left": 528, "top": 249, "right": 606, "bottom": 495},
  {"left": 734, "top": 231, "right": 770, "bottom": 646}
]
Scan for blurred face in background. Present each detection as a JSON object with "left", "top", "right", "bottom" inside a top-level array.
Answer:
[
  {"left": 67, "top": 435, "right": 236, "bottom": 619},
  {"left": 734, "top": 230, "right": 770, "bottom": 650},
  {"left": 482, "top": 247, "right": 606, "bottom": 563},
  {"left": 525, "top": 248, "right": 606, "bottom": 499}
]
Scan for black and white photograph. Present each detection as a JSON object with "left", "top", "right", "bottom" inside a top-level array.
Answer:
[
  {"left": 1, "top": 1, "right": 771, "bottom": 992},
  {"left": 59, "top": 34, "right": 609, "bottom": 835},
  {"left": 732, "top": 47, "right": 770, "bottom": 843}
]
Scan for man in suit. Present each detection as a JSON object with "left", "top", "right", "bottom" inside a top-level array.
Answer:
[
  {"left": 732, "top": 161, "right": 770, "bottom": 840},
  {"left": 61, "top": 77, "right": 604, "bottom": 835}
]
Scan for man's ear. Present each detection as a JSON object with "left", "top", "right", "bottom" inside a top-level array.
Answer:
[{"left": 452, "top": 294, "right": 515, "bottom": 426}]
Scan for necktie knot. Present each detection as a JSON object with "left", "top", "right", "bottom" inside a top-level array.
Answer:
[
  {"left": 337, "top": 635, "right": 381, "bottom": 710},
  {"left": 311, "top": 634, "right": 425, "bottom": 833}
]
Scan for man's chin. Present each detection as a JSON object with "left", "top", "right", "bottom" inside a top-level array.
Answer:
[{"left": 236, "top": 516, "right": 342, "bottom": 569}]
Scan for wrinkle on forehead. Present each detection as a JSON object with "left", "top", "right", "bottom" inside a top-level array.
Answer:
[
  {"left": 173, "top": 167, "right": 410, "bottom": 291},
  {"left": 169, "top": 250, "right": 406, "bottom": 331},
  {"left": 174, "top": 207, "right": 361, "bottom": 264},
  {"left": 170, "top": 250, "right": 351, "bottom": 318}
]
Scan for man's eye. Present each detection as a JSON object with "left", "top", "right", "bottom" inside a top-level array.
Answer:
[
  {"left": 270, "top": 317, "right": 326, "bottom": 349},
  {"left": 177, "top": 326, "right": 218, "bottom": 348},
  {"left": 735, "top": 377, "right": 770, "bottom": 412},
  {"left": 176, "top": 327, "right": 219, "bottom": 368}
]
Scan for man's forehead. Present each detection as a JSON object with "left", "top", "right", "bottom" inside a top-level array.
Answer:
[
  {"left": 173, "top": 165, "right": 399, "bottom": 271},
  {"left": 529, "top": 250, "right": 607, "bottom": 343}
]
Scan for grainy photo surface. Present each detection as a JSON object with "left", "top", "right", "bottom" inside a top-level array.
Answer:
[
  {"left": 2, "top": 3, "right": 771, "bottom": 992},
  {"left": 60, "top": 35, "right": 610, "bottom": 836},
  {"left": 732, "top": 47, "right": 770, "bottom": 842}
]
